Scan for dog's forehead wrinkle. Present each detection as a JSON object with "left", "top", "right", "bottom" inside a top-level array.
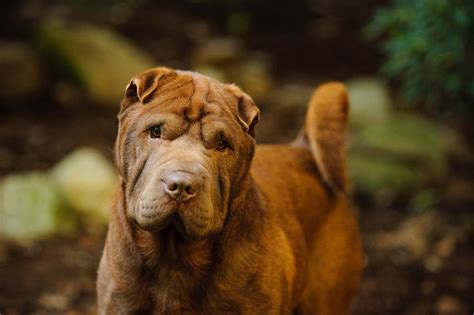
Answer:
[{"left": 180, "top": 73, "right": 209, "bottom": 122}]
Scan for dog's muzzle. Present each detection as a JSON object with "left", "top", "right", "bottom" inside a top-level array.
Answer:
[{"left": 136, "top": 171, "right": 201, "bottom": 232}]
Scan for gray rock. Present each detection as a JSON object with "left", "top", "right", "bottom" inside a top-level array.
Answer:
[
  {"left": 0, "top": 42, "right": 43, "bottom": 102},
  {"left": 193, "top": 65, "right": 227, "bottom": 83},
  {"left": 269, "top": 83, "right": 314, "bottom": 111},
  {"left": 228, "top": 58, "right": 274, "bottom": 102},
  {"left": 51, "top": 148, "right": 116, "bottom": 224},
  {"left": 349, "top": 152, "right": 425, "bottom": 196},
  {"left": 38, "top": 20, "right": 155, "bottom": 105},
  {"left": 191, "top": 37, "right": 244, "bottom": 66},
  {"left": 347, "top": 77, "right": 392, "bottom": 127},
  {"left": 265, "top": 83, "right": 314, "bottom": 129},
  {"left": 0, "top": 172, "right": 77, "bottom": 241}
]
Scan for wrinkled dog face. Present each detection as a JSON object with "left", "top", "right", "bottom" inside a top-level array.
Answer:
[{"left": 115, "top": 68, "right": 259, "bottom": 240}]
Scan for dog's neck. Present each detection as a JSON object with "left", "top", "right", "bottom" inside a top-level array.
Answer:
[{"left": 108, "top": 176, "right": 267, "bottom": 311}]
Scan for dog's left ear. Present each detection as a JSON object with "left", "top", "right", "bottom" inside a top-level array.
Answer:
[
  {"left": 227, "top": 85, "right": 260, "bottom": 138},
  {"left": 121, "top": 67, "right": 178, "bottom": 110}
]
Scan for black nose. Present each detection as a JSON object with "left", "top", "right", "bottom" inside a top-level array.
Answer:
[{"left": 164, "top": 172, "right": 197, "bottom": 202}]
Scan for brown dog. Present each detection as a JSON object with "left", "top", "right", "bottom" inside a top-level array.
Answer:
[{"left": 97, "top": 67, "right": 362, "bottom": 314}]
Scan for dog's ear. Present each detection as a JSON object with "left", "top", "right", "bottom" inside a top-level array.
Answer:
[
  {"left": 238, "top": 93, "right": 260, "bottom": 138},
  {"left": 121, "top": 67, "right": 178, "bottom": 109},
  {"left": 227, "top": 84, "right": 260, "bottom": 138}
]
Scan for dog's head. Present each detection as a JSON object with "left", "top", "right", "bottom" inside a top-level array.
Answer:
[{"left": 115, "top": 67, "right": 260, "bottom": 240}]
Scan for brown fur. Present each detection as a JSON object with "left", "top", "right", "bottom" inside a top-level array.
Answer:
[{"left": 97, "top": 67, "right": 363, "bottom": 314}]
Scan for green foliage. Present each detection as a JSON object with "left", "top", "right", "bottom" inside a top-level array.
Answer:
[{"left": 367, "top": 0, "right": 474, "bottom": 114}]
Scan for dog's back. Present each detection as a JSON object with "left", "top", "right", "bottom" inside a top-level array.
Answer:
[{"left": 251, "top": 83, "right": 363, "bottom": 314}]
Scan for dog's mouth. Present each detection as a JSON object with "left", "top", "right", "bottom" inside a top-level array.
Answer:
[
  {"left": 172, "top": 215, "right": 193, "bottom": 240},
  {"left": 136, "top": 213, "right": 174, "bottom": 233},
  {"left": 136, "top": 205, "right": 204, "bottom": 240},
  {"left": 136, "top": 212, "right": 205, "bottom": 242},
  {"left": 141, "top": 212, "right": 185, "bottom": 234},
  {"left": 135, "top": 200, "right": 177, "bottom": 232}
]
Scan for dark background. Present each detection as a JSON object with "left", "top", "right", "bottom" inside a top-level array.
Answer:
[{"left": 0, "top": 1, "right": 472, "bottom": 314}]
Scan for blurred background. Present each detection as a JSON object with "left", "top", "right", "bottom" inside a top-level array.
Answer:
[{"left": 0, "top": 0, "right": 473, "bottom": 314}]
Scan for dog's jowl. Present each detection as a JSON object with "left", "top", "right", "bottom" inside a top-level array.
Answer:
[{"left": 97, "top": 67, "right": 363, "bottom": 314}]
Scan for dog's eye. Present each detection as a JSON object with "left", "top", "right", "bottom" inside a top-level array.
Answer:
[
  {"left": 216, "top": 138, "right": 228, "bottom": 152},
  {"left": 149, "top": 125, "right": 161, "bottom": 138}
]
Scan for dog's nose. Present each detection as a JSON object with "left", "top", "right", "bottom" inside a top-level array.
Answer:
[{"left": 164, "top": 172, "right": 197, "bottom": 202}]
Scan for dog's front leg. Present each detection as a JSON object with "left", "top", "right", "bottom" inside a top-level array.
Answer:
[{"left": 97, "top": 246, "right": 152, "bottom": 314}]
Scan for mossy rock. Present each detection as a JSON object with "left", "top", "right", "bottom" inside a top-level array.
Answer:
[
  {"left": 51, "top": 148, "right": 116, "bottom": 225},
  {"left": 0, "top": 172, "right": 77, "bottom": 241},
  {"left": 349, "top": 153, "right": 425, "bottom": 195},
  {"left": 349, "top": 113, "right": 450, "bottom": 197},
  {"left": 38, "top": 19, "right": 155, "bottom": 105},
  {"left": 347, "top": 77, "right": 392, "bottom": 127}
]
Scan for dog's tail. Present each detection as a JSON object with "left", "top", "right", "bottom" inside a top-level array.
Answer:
[{"left": 294, "top": 82, "right": 349, "bottom": 192}]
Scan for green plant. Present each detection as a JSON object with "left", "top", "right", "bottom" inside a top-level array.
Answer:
[{"left": 367, "top": 0, "right": 474, "bottom": 115}]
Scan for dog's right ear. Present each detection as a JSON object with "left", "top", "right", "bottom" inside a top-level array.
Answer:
[
  {"left": 226, "top": 84, "right": 260, "bottom": 138},
  {"left": 120, "top": 67, "right": 178, "bottom": 110}
]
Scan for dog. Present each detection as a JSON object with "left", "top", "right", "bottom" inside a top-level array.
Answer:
[{"left": 97, "top": 67, "right": 363, "bottom": 314}]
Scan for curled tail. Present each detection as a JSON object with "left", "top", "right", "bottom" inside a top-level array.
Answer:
[{"left": 294, "top": 82, "right": 349, "bottom": 192}]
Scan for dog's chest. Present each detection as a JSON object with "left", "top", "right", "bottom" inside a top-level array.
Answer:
[
  {"left": 145, "top": 268, "right": 272, "bottom": 314},
  {"left": 148, "top": 283, "right": 233, "bottom": 314}
]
